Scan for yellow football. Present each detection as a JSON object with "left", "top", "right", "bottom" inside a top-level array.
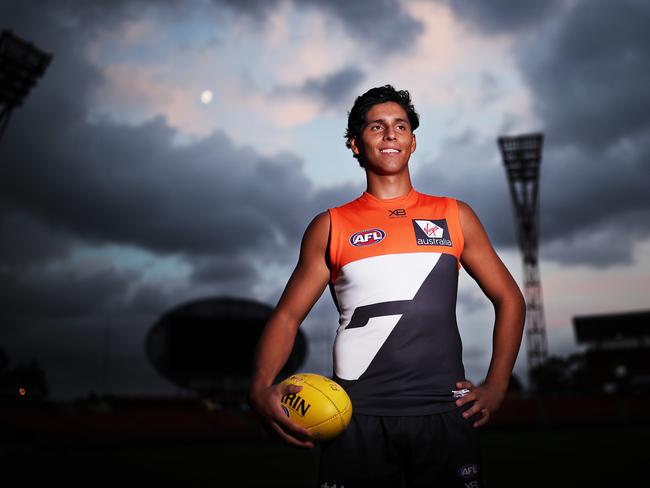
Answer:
[{"left": 279, "top": 373, "right": 352, "bottom": 441}]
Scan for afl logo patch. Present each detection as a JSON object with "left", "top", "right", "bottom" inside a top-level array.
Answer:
[
  {"left": 458, "top": 464, "right": 479, "bottom": 480},
  {"left": 349, "top": 229, "right": 386, "bottom": 247}
]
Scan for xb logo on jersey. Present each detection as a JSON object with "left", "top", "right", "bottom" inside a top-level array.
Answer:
[{"left": 349, "top": 228, "right": 386, "bottom": 247}]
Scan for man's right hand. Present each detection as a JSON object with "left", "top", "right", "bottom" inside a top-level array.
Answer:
[{"left": 249, "top": 383, "right": 315, "bottom": 448}]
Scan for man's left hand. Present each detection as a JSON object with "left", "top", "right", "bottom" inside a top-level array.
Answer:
[{"left": 454, "top": 380, "right": 505, "bottom": 428}]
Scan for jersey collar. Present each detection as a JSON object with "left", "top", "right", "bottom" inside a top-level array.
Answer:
[{"left": 359, "top": 187, "right": 419, "bottom": 207}]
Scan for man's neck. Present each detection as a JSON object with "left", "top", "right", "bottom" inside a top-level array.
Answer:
[{"left": 365, "top": 170, "right": 413, "bottom": 200}]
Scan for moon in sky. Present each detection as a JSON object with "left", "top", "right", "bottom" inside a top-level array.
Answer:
[{"left": 200, "top": 90, "right": 213, "bottom": 104}]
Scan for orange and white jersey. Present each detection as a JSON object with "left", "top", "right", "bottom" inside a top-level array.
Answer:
[{"left": 328, "top": 188, "right": 466, "bottom": 415}]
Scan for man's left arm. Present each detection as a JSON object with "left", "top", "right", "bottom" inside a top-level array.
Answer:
[{"left": 455, "top": 200, "right": 526, "bottom": 428}]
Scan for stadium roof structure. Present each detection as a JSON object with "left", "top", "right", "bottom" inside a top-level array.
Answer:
[
  {"left": 146, "top": 296, "right": 307, "bottom": 395},
  {"left": 573, "top": 310, "right": 650, "bottom": 344}
]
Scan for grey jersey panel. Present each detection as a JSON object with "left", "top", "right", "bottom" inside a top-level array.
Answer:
[{"left": 334, "top": 253, "right": 464, "bottom": 415}]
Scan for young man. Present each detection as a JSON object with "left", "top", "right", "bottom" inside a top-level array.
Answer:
[{"left": 249, "top": 85, "right": 525, "bottom": 487}]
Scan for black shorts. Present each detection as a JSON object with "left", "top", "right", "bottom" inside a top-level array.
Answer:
[{"left": 317, "top": 406, "right": 485, "bottom": 488}]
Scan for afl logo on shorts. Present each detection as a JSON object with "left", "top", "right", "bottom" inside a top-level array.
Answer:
[
  {"left": 349, "top": 229, "right": 386, "bottom": 247},
  {"left": 458, "top": 463, "right": 479, "bottom": 480}
]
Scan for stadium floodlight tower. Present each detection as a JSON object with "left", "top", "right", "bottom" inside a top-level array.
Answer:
[
  {"left": 497, "top": 133, "right": 549, "bottom": 382},
  {"left": 0, "top": 30, "right": 52, "bottom": 142}
]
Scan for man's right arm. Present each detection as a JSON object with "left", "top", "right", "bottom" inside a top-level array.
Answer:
[{"left": 248, "top": 211, "right": 331, "bottom": 448}]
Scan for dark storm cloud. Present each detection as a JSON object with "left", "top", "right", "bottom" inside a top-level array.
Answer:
[
  {"left": 189, "top": 255, "right": 259, "bottom": 285},
  {"left": 301, "top": 0, "right": 424, "bottom": 53},
  {"left": 0, "top": 212, "right": 74, "bottom": 267},
  {"left": 125, "top": 282, "right": 182, "bottom": 316},
  {"left": 442, "top": 0, "right": 564, "bottom": 34},
  {"left": 302, "top": 66, "right": 365, "bottom": 106},
  {"left": 1, "top": 1, "right": 332, "bottom": 262},
  {"left": 414, "top": 132, "right": 650, "bottom": 267},
  {"left": 3, "top": 0, "right": 424, "bottom": 60},
  {"left": 413, "top": 135, "right": 518, "bottom": 250},
  {"left": 273, "top": 65, "right": 365, "bottom": 107},
  {"left": 0, "top": 0, "right": 361, "bottom": 266},
  {"left": 537, "top": 143, "right": 650, "bottom": 266},
  {"left": 1, "top": 114, "right": 322, "bottom": 259},
  {"left": 0, "top": 0, "right": 360, "bottom": 400},
  {"left": 540, "top": 209, "right": 650, "bottom": 266},
  {"left": 515, "top": 0, "right": 650, "bottom": 264},
  {"left": 518, "top": 0, "right": 650, "bottom": 148},
  {"left": 215, "top": 0, "right": 283, "bottom": 17},
  {"left": 421, "top": 0, "right": 650, "bottom": 267},
  {"left": 1, "top": 0, "right": 188, "bottom": 37},
  {"left": 0, "top": 42, "right": 357, "bottom": 332},
  {"left": 219, "top": 0, "right": 425, "bottom": 52},
  {"left": 0, "top": 264, "right": 138, "bottom": 321}
]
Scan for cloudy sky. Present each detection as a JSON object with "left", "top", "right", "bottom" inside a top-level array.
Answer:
[{"left": 2, "top": 0, "right": 649, "bottom": 401}]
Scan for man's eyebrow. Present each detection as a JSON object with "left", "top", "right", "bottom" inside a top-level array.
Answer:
[{"left": 366, "top": 117, "right": 410, "bottom": 125}]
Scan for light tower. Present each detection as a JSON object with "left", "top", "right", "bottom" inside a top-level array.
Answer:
[
  {"left": 0, "top": 30, "right": 52, "bottom": 142},
  {"left": 497, "top": 133, "right": 548, "bottom": 380}
]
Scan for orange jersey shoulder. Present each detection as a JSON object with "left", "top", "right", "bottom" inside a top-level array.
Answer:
[{"left": 328, "top": 189, "right": 464, "bottom": 282}]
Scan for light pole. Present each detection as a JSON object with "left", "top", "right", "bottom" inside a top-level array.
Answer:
[
  {"left": 0, "top": 29, "right": 52, "bottom": 142},
  {"left": 498, "top": 133, "right": 549, "bottom": 384}
]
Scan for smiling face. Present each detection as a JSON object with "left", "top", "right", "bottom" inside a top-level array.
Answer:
[{"left": 350, "top": 101, "right": 417, "bottom": 176}]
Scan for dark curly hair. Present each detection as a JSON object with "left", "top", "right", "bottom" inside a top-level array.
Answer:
[{"left": 345, "top": 85, "right": 420, "bottom": 166}]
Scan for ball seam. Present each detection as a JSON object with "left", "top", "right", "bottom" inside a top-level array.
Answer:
[{"left": 301, "top": 375, "right": 351, "bottom": 431}]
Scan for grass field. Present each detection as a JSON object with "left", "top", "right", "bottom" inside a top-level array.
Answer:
[{"left": 4, "top": 424, "right": 648, "bottom": 487}]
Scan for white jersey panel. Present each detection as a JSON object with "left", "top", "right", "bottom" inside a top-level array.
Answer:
[
  {"left": 334, "top": 315, "right": 402, "bottom": 381},
  {"left": 332, "top": 252, "right": 441, "bottom": 380}
]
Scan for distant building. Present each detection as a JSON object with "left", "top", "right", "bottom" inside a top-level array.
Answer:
[{"left": 573, "top": 310, "right": 650, "bottom": 394}]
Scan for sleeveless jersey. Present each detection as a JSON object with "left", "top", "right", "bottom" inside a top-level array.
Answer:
[{"left": 328, "top": 188, "right": 466, "bottom": 415}]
